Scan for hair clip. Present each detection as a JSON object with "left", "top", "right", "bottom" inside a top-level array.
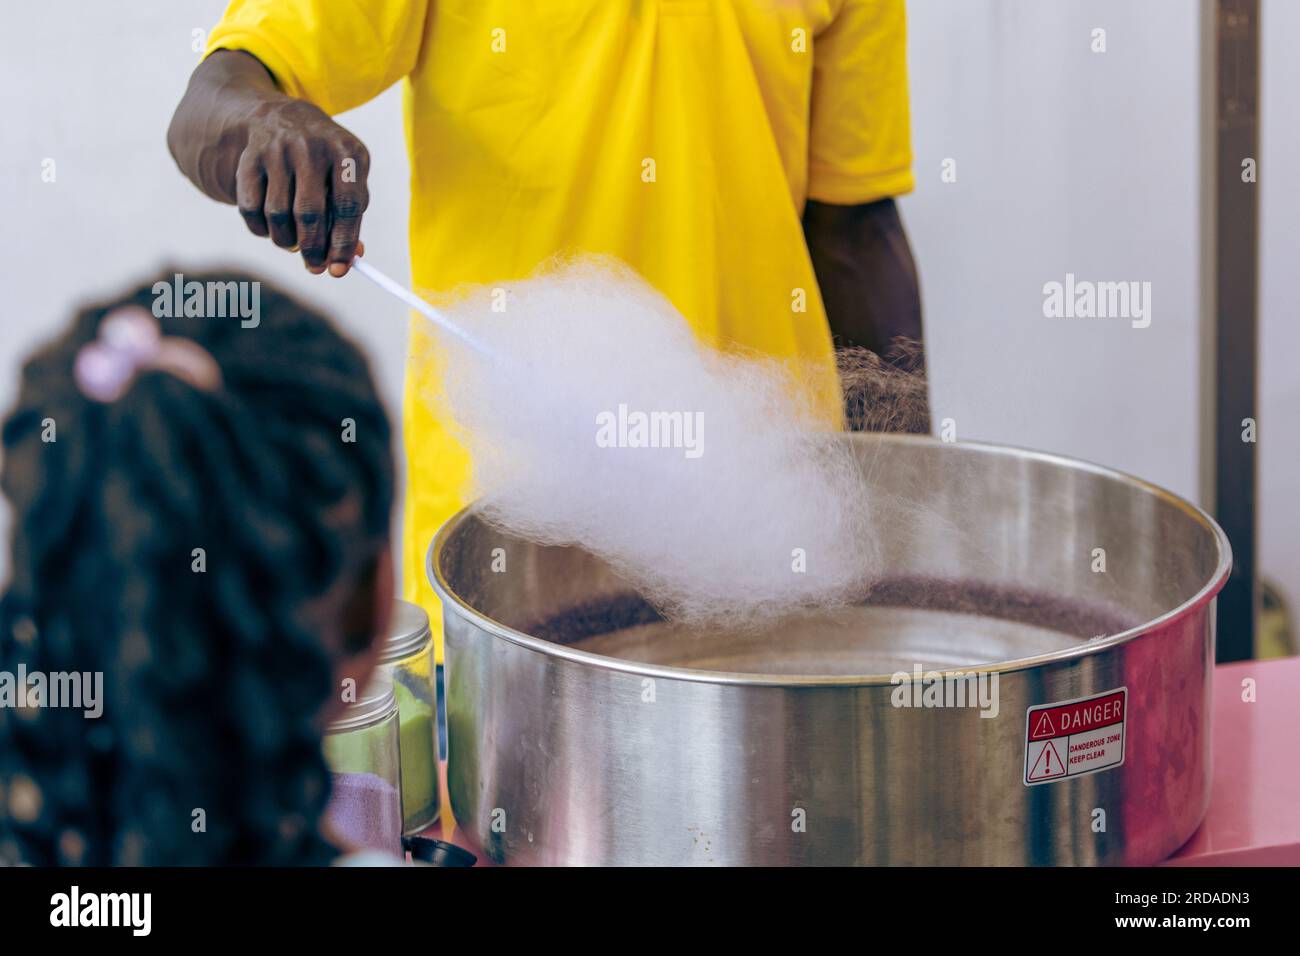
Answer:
[{"left": 74, "top": 306, "right": 221, "bottom": 403}]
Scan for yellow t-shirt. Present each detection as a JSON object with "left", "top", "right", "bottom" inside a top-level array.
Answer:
[{"left": 206, "top": 0, "right": 913, "bottom": 657}]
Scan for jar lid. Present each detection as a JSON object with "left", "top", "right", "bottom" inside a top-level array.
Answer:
[
  {"left": 326, "top": 669, "right": 398, "bottom": 734},
  {"left": 381, "top": 599, "right": 432, "bottom": 663}
]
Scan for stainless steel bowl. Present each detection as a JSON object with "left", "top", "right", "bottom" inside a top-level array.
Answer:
[{"left": 429, "top": 435, "right": 1230, "bottom": 865}]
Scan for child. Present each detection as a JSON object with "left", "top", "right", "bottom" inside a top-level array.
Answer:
[{"left": 0, "top": 271, "right": 395, "bottom": 865}]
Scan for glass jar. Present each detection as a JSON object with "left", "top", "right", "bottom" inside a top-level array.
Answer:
[
  {"left": 381, "top": 600, "right": 440, "bottom": 834},
  {"left": 323, "top": 670, "right": 404, "bottom": 856}
]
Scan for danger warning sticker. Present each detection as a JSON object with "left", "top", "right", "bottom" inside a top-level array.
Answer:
[{"left": 1024, "top": 687, "right": 1127, "bottom": 786}]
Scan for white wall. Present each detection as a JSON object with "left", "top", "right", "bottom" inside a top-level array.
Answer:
[
  {"left": 902, "top": 0, "right": 1203, "bottom": 501},
  {"left": 1259, "top": 0, "right": 1300, "bottom": 608}
]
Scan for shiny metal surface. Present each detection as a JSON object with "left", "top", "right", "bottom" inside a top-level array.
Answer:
[{"left": 430, "top": 435, "right": 1231, "bottom": 865}]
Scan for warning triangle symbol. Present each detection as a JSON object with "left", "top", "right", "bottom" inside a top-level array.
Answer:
[
  {"left": 1031, "top": 712, "right": 1056, "bottom": 739},
  {"left": 1028, "top": 740, "right": 1066, "bottom": 781}
]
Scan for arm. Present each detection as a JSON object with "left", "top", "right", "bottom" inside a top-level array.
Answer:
[
  {"left": 803, "top": 0, "right": 927, "bottom": 431},
  {"left": 803, "top": 197, "right": 930, "bottom": 433},
  {"left": 167, "top": 50, "right": 370, "bottom": 276},
  {"left": 802, "top": 197, "right": 923, "bottom": 360}
]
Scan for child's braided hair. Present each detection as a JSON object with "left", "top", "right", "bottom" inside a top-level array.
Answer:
[{"left": 0, "top": 270, "right": 394, "bottom": 865}]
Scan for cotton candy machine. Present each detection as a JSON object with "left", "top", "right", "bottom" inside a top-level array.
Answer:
[{"left": 429, "top": 435, "right": 1230, "bottom": 865}]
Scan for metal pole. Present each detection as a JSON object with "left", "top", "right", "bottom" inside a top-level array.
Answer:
[{"left": 1203, "top": 0, "right": 1260, "bottom": 661}]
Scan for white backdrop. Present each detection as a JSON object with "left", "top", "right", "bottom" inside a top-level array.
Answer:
[
  {"left": 0, "top": 1, "right": 1294, "bottom": 609},
  {"left": 1258, "top": 0, "right": 1299, "bottom": 613},
  {"left": 903, "top": 0, "right": 1200, "bottom": 498}
]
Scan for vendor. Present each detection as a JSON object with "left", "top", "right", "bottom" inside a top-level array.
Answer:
[{"left": 167, "top": 0, "right": 926, "bottom": 646}]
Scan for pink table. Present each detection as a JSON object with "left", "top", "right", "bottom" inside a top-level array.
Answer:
[
  {"left": 1164, "top": 656, "right": 1300, "bottom": 865},
  {"left": 428, "top": 657, "right": 1300, "bottom": 865}
]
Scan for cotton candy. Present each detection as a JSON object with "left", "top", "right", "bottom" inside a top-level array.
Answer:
[{"left": 417, "top": 257, "right": 883, "bottom": 627}]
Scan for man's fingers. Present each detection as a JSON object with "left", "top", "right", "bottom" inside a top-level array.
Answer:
[
  {"left": 293, "top": 159, "right": 331, "bottom": 273},
  {"left": 230, "top": 119, "right": 371, "bottom": 272},
  {"left": 234, "top": 150, "right": 268, "bottom": 238},
  {"left": 263, "top": 161, "right": 297, "bottom": 250},
  {"left": 325, "top": 163, "right": 369, "bottom": 277}
]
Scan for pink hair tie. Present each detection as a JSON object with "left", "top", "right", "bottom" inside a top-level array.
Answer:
[{"left": 74, "top": 306, "right": 222, "bottom": 403}]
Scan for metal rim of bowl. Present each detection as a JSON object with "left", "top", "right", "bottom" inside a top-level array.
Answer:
[{"left": 427, "top": 434, "right": 1233, "bottom": 688}]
